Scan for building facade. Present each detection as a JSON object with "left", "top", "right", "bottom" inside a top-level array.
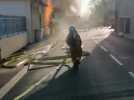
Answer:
[
  {"left": 0, "top": 0, "right": 43, "bottom": 59},
  {"left": 114, "top": 0, "right": 134, "bottom": 37}
]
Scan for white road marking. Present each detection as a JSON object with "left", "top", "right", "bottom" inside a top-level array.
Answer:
[
  {"left": 14, "top": 64, "right": 63, "bottom": 100},
  {"left": 128, "top": 72, "right": 134, "bottom": 78},
  {"left": 0, "top": 44, "right": 53, "bottom": 99},
  {"left": 33, "top": 44, "right": 52, "bottom": 55},
  {"left": 30, "top": 44, "right": 52, "bottom": 54},
  {"left": 110, "top": 54, "right": 123, "bottom": 66},
  {"left": 16, "top": 59, "right": 29, "bottom": 68},
  {"left": 100, "top": 46, "right": 108, "bottom": 52},
  {"left": 91, "top": 37, "right": 124, "bottom": 66},
  {"left": 0, "top": 66, "right": 28, "bottom": 99}
]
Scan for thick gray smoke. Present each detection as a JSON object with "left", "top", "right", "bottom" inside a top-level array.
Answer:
[
  {"left": 52, "top": 0, "right": 92, "bottom": 32},
  {"left": 51, "top": 0, "right": 114, "bottom": 38},
  {"left": 89, "top": 0, "right": 115, "bottom": 27}
]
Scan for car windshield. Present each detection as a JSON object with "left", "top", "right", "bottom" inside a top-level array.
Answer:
[{"left": 1, "top": 0, "right": 134, "bottom": 100}]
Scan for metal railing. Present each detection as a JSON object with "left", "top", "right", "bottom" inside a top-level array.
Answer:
[{"left": 0, "top": 15, "right": 27, "bottom": 38}]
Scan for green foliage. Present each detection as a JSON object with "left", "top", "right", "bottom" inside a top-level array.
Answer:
[{"left": 89, "top": 0, "right": 113, "bottom": 27}]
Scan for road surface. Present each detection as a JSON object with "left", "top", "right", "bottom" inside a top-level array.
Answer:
[{"left": 3, "top": 27, "right": 134, "bottom": 100}]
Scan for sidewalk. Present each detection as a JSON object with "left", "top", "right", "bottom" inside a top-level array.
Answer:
[
  {"left": 0, "top": 38, "right": 53, "bottom": 91},
  {"left": 2, "top": 36, "right": 69, "bottom": 100},
  {"left": 0, "top": 26, "right": 89, "bottom": 89},
  {"left": 0, "top": 67, "right": 21, "bottom": 89},
  {"left": 0, "top": 27, "right": 72, "bottom": 99}
]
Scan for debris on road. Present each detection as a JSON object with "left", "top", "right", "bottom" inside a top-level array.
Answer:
[{"left": 2, "top": 44, "right": 53, "bottom": 68}]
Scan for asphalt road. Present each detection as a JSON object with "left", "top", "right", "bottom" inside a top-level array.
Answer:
[
  {"left": 3, "top": 27, "right": 134, "bottom": 100},
  {"left": 24, "top": 36, "right": 134, "bottom": 100}
]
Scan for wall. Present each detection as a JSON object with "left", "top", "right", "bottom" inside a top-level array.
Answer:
[
  {"left": 31, "top": 1, "right": 41, "bottom": 41},
  {"left": 0, "top": 0, "right": 34, "bottom": 43},
  {"left": 117, "top": 0, "right": 134, "bottom": 34},
  {"left": 0, "top": 33, "right": 27, "bottom": 59}
]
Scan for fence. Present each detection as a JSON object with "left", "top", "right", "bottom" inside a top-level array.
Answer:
[{"left": 0, "top": 15, "right": 27, "bottom": 38}]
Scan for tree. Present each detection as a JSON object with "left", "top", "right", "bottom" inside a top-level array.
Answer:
[{"left": 89, "top": 0, "right": 114, "bottom": 27}]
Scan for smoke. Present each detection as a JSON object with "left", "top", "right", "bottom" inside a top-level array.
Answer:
[
  {"left": 43, "top": 0, "right": 53, "bottom": 35},
  {"left": 63, "top": 0, "right": 91, "bottom": 19},
  {"left": 50, "top": 0, "right": 92, "bottom": 39},
  {"left": 54, "top": 0, "right": 92, "bottom": 28},
  {"left": 51, "top": 0, "right": 113, "bottom": 38},
  {"left": 89, "top": 0, "right": 114, "bottom": 27},
  {"left": 56, "top": 0, "right": 104, "bottom": 26}
]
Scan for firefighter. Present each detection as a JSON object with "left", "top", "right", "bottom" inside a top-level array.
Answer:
[{"left": 66, "top": 26, "right": 82, "bottom": 70}]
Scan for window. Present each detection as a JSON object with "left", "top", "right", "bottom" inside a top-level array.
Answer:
[
  {"left": 119, "top": 17, "right": 130, "bottom": 34},
  {"left": 0, "top": 16, "right": 27, "bottom": 38}
]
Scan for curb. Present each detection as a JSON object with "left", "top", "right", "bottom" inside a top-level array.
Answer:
[
  {"left": 3, "top": 44, "right": 53, "bottom": 69},
  {"left": 0, "top": 66, "right": 28, "bottom": 99},
  {"left": 14, "top": 64, "right": 64, "bottom": 100},
  {"left": 16, "top": 59, "right": 29, "bottom": 68},
  {"left": 0, "top": 44, "right": 53, "bottom": 99}
]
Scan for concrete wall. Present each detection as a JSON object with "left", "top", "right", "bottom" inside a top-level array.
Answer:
[
  {"left": 31, "top": 1, "right": 41, "bottom": 41},
  {"left": 0, "top": 0, "right": 34, "bottom": 43},
  {"left": 0, "top": 0, "right": 43, "bottom": 59},
  {"left": 117, "top": 0, "right": 134, "bottom": 35},
  {"left": 0, "top": 0, "right": 31, "bottom": 32},
  {"left": 0, "top": 33, "right": 27, "bottom": 59}
]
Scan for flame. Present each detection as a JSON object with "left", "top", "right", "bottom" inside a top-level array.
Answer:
[{"left": 43, "top": 0, "right": 53, "bottom": 34}]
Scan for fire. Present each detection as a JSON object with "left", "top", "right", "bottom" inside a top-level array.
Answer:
[{"left": 43, "top": 0, "right": 53, "bottom": 34}]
